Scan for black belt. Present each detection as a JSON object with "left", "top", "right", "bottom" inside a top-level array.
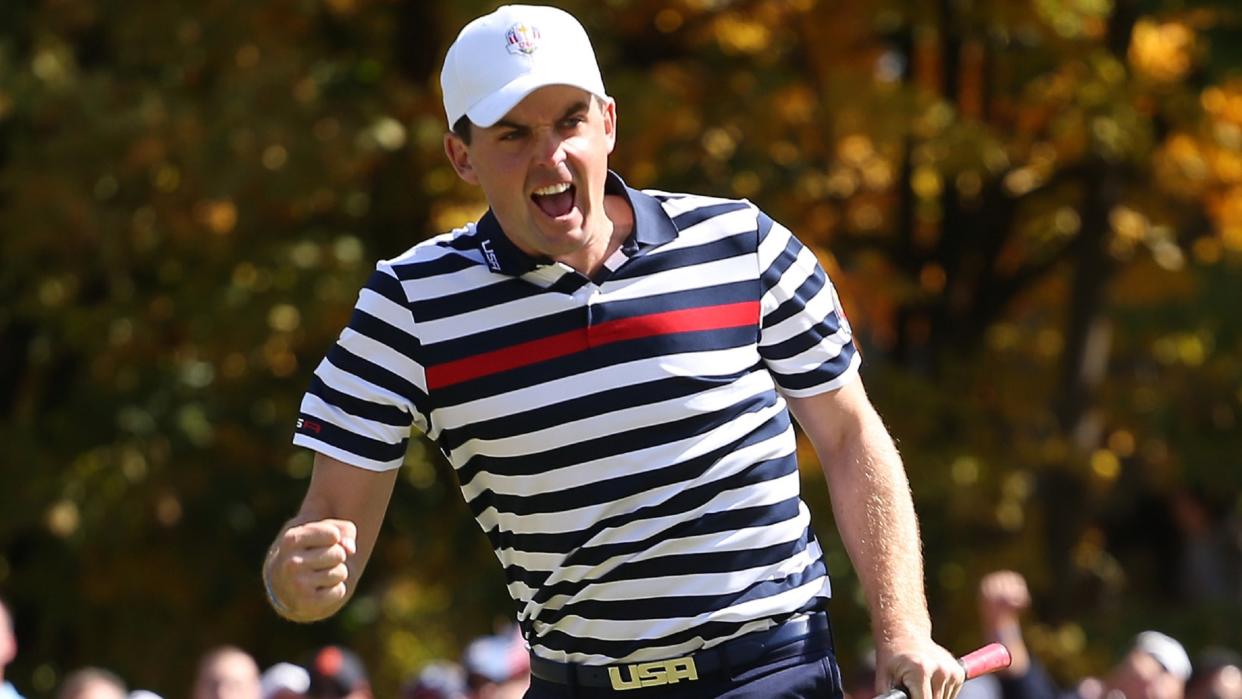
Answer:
[{"left": 529, "top": 612, "right": 831, "bottom": 691}]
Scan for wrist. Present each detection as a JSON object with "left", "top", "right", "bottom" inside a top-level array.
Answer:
[{"left": 262, "top": 547, "right": 297, "bottom": 619}]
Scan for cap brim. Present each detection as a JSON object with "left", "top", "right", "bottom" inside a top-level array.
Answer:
[{"left": 465, "top": 74, "right": 606, "bottom": 128}]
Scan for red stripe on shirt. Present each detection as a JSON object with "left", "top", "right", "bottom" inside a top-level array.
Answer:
[{"left": 425, "top": 300, "right": 759, "bottom": 390}]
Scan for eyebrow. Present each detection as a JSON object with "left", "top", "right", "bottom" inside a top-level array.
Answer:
[{"left": 491, "top": 100, "right": 591, "bottom": 132}]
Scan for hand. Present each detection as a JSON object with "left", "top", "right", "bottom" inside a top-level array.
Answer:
[
  {"left": 264, "top": 518, "right": 358, "bottom": 622},
  {"left": 876, "top": 636, "right": 965, "bottom": 699},
  {"left": 977, "top": 570, "right": 1029, "bottom": 633},
  {"left": 874, "top": 635, "right": 958, "bottom": 699}
]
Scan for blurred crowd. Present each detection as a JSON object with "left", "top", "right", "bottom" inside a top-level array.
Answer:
[
  {"left": 842, "top": 570, "right": 1241, "bottom": 699},
  {"left": 0, "top": 595, "right": 529, "bottom": 699},
  {"left": 2, "top": 571, "right": 1239, "bottom": 699}
]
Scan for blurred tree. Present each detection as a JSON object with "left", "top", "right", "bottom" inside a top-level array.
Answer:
[{"left": 0, "top": 0, "right": 1239, "bottom": 697}]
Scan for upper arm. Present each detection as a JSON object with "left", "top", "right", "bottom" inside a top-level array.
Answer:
[{"left": 784, "top": 375, "right": 874, "bottom": 461}]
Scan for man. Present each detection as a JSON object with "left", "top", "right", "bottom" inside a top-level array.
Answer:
[
  {"left": 0, "top": 597, "right": 23, "bottom": 699},
  {"left": 260, "top": 662, "right": 310, "bottom": 699},
  {"left": 462, "top": 627, "right": 530, "bottom": 699},
  {"left": 192, "top": 646, "right": 262, "bottom": 699},
  {"left": 305, "top": 646, "right": 372, "bottom": 699},
  {"left": 978, "top": 570, "right": 1191, "bottom": 699},
  {"left": 264, "top": 5, "right": 965, "bottom": 698},
  {"left": 56, "top": 668, "right": 127, "bottom": 699}
]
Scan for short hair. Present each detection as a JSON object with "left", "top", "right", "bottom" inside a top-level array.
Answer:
[
  {"left": 57, "top": 667, "right": 127, "bottom": 699},
  {"left": 450, "top": 94, "right": 609, "bottom": 146}
]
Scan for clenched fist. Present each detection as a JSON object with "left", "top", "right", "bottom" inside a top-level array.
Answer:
[{"left": 263, "top": 518, "right": 358, "bottom": 622}]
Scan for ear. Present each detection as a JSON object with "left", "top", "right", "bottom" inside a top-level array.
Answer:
[
  {"left": 600, "top": 98, "right": 618, "bottom": 154},
  {"left": 443, "top": 132, "right": 479, "bottom": 185}
]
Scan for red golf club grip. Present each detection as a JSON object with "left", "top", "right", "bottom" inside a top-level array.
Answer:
[
  {"left": 873, "top": 643, "right": 1012, "bottom": 699},
  {"left": 961, "top": 643, "right": 1012, "bottom": 678}
]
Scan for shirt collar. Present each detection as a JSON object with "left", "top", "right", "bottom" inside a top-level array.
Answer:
[{"left": 473, "top": 170, "right": 678, "bottom": 277}]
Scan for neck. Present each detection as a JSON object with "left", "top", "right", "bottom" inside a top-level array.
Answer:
[{"left": 556, "top": 193, "right": 633, "bottom": 278}]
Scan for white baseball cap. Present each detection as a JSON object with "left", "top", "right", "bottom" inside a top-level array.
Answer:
[
  {"left": 1133, "top": 630, "right": 1192, "bottom": 682},
  {"left": 440, "top": 5, "right": 608, "bottom": 129}
]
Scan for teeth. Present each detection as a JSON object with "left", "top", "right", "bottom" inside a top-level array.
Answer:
[{"left": 532, "top": 182, "right": 571, "bottom": 196}]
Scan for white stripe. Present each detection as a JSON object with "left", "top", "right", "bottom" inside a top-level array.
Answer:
[
  {"left": 531, "top": 576, "right": 829, "bottom": 662},
  {"left": 291, "top": 434, "right": 400, "bottom": 472},
  {"left": 471, "top": 402, "right": 792, "bottom": 536},
  {"left": 300, "top": 393, "right": 409, "bottom": 446},
  {"left": 450, "top": 368, "right": 771, "bottom": 472},
  {"left": 593, "top": 253, "right": 755, "bottom": 302},
  {"left": 644, "top": 207, "right": 757, "bottom": 256},
  {"left": 431, "top": 347, "right": 759, "bottom": 428}
]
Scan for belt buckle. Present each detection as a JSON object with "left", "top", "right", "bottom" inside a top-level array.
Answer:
[{"left": 606, "top": 655, "right": 699, "bottom": 691}]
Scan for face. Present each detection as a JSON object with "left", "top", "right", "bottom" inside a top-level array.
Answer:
[
  {"left": 65, "top": 680, "right": 127, "bottom": 699},
  {"left": 444, "top": 85, "right": 617, "bottom": 266},
  {"left": 0, "top": 602, "right": 14, "bottom": 667},
  {"left": 1113, "top": 651, "right": 1185, "bottom": 699},
  {"left": 193, "top": 650, "right": 261, "bottom": 699}
]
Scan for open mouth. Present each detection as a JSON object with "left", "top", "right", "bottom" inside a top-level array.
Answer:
[{"left": 531, "top": 182, "right": 577, "bottom": 219}]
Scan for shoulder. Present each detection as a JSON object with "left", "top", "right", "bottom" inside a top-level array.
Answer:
[{"left": 382, "top": 224, "right": 485, "bottom": 278}]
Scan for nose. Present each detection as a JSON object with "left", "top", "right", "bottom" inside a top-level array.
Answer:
[{"left": 533, "top": 128, "right": 566, "bottom": 168}]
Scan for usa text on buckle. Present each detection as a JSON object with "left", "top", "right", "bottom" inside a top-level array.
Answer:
[{"left": 607, "top": 656, "right": 699, "bottom": 690}]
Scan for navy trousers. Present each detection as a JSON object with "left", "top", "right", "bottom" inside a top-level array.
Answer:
[{"left": 522, "top": 636, "right": 844, "bottom": 699}]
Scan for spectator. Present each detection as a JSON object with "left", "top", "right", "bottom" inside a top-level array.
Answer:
[
  {"left": 192, "top": 646, "right": 261, "bottom": 699},
  {"left": 461, "top": 627, "right": 529, "bottom": 699},
  {"left": 978, "top": 570, "right": 1191, "bottom": 699},
  {"left": 0, "top": 596, "right": 23, "bottom": 699},
  {"left": 1186, "top": 648, "right": 1242, "bottom": 699},
  {"left": 260, "top": 662, "right": 309, "bottom": 699},
  {"left": 400, "top": 662, "right": 466, "bottom": 699},
  {"left": 305, "top": 646, "right": 371, "bottom": 699},
  {"left": 57, "top": 668, "right": 127, "bottom": 699}
]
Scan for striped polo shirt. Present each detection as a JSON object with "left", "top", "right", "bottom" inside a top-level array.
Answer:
[{"left": 293, "top": 171, "right": 860, "bottom": 665}]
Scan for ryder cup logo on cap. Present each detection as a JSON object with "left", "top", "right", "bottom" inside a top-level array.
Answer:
[
  {"left": 440, "top": 5, "right": 608, "bottom": 129},
  {"left": 506, "top": 22, "right": 541, "bottom": 55}
]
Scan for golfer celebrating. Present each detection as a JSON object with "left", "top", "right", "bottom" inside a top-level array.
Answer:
[{"left": 264, "top": 5, "right": 965, "bottom": 698}]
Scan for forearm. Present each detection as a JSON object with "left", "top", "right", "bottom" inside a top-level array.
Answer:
[{"left": 820, "top": 409, "right": 930, "bottom": 646}]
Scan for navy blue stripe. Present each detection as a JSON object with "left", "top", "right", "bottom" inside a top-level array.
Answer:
[
  {"left": 608, "top": 230, "right": 754, "bottom": 280},
  {"left": 756, "top": 211, "right": 776, "bottom": 244},
  {"left": 529, "top": 579, "right": 826, "bottom": 660},
  {"left": 432, "top": 326, "right": 757, "bottom": 409},
  {"left": 537, "top": 551, "right": 827, "bottom": 624},
  {"left": 409, "top": 278, "right": 544, "bottom": 322},
  {"left": 307, "top": 375, "right": 411, "bottom": 427},
  {"left": 768, "top": 343, "right": 857, "bottom": 390},
  {"left": 295, "top": 412, "right": 408, "bottom": 463},
  {"left": 523, "top": 486, "right": 807, "bottom": 604},
  {"left": 347, "top": 308, "right": 421, "bottom": 361},
  {"left": 462, "top": 392, "right": 775, "bottom": 494},
  {"left": 590, "top": 282, "right": 756, "bottom": 325},
  {"left": 671, "top": 201, "right": 751, "bottom": 231},
  {"left": 459, "top": 390, "right": 776, "bottom": 495},
  {"left": 325, "top": 344, "right": 427, "bottom": 410},
  {"left": 760, "top": 310, "right": 843, "bottom": 361},
  {"left": 489, "top": 450, "right": 796, "bottom": 568},
  {"left": 560, "top": 498, "right": 803, "bottom": 570},
  {"left": 437, "top": 371, "right": 748, "bottom": 453},
  {"left": 764, "top": 265, "right": 828, "bottom": 331},
  {"left": 390, "top": 251, "right": 476, "bottom": 279},
  {"left": 419, "top": 308, "right": 584, "bottom": 366},
  {"left": 547, "top": 272, "right": 589, "bottom": 294},
  {"left": 364, "top": 267, "right": 409, "bottom": 305}
]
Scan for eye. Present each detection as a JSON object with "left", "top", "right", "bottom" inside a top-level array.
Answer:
[
  {"left": 499, "top": 130, "right": 524, "bottom": 142},
  {"left": 560, "top": 115, "right": 586, "bottom": 129}
]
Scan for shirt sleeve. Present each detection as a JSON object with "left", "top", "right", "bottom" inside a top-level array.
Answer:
[
  {"left": 292, "top": 260, "right": 430, "bottom": 471},
  {"left": 756, "top": 211, "right": 861, "bottom": 397}
]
